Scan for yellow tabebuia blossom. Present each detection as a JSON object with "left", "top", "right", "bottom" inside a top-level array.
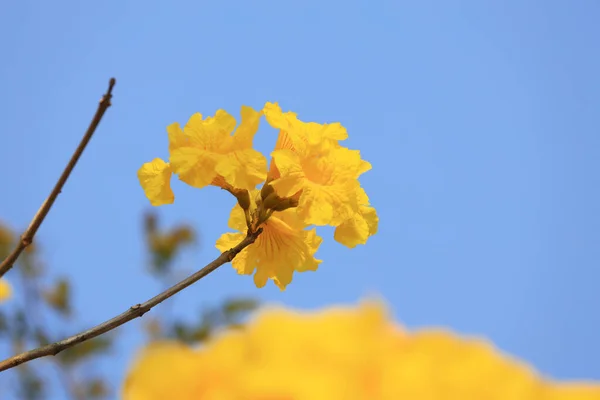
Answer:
[
  {"left": 169, "top": 107, "right": 267, "bottom": 190},
  {"left": 215, "top": 190, "right": 322, "bottom": 290},
  {"left": 270, "top": 147, "right": 367, "bottom": 227},
  {"left": 138, "top": 106, "right": 267, "bottom": 206},
  {"left": 123, "top": 302, "right": 600, "bottom": 400},
  {"left": 264, "top": 102, "right": 373, "bottom": 232},
  {"left": 138, "top": 102, "right": 377, "bottom": 287},
  {"left": 0, "top": 279, "right": 11, "bottom": 303}
]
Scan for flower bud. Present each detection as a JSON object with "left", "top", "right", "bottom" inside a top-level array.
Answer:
[
  {"left": 262, "top": 192, "right": 280, "bottom": 210},
  {"left": 271, "top": 197, "right": 298, "bottom": 212},
  {"left": 233, "top": 189, "right": 251, "bottom": 211},
  {"left": 260, "top": 183, "right": 275, "bottom": 201}
]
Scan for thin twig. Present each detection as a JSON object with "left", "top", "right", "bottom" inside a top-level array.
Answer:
[
  {"left": 16, "top": 257, "right": 83, "bottom": 400},
  {"left": 0, "top": 229, "right": 262, "bottom": 373},
  {"left": 0, "top": 78, "right": 117, "bottom": 278}
]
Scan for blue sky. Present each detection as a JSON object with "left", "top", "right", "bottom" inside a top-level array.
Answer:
[{"left": 1, "top": 0, "right": 599, "bottom": 396}]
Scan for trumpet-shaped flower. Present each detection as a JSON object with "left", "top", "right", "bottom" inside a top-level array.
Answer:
[
  {"left": 123, "top": 302, "right": 600, "bottom": 400},
  {"left": 270, "top": 146, "right": 369, "bottom": 226},
  {"left": 263, "top": 102, "right": 373, "bottom": 227},
  {"left": 138, "top": 106, "right": 267, "bottom": 206},
  {"left": 215, "top": 191, "right": 322, "bottom": 290}
]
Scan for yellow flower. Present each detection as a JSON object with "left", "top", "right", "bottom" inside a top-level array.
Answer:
[
  {"left": 0, "top": 279, "right": 11, "bottom": 303},
  {"left": 270, "top": 146, "right": 368, "bottom": 226},
  {"left": 334, "top": 186, "right": 379, "bottom": 248},
  {"left": 122, "top": 342, "right": 237, "bottom": 400},
  {"left": 170, "top": 106, "right": 266, "bottom": 190},
  {"left": 263, "top": 102, "right": 373, "bottom": 227},
  {"left": 215, "top": 191, "right": 322, "bottom": 290},
  {"left": 138, "top": 102, "right": 379, "bottom": 287},
  {"left": 138, "top": 106, "right": 267, "bottom": 206},
  {"left": 123, "top": 302, "right": 600, "bottom": 400}
]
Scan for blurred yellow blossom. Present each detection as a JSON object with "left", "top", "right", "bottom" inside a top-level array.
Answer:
[
  {"left": 123, "top": 302, "right": 600, "bottom": 400},
  {"left": 0, "top": 279, "right": 11, "bottom": 302}
]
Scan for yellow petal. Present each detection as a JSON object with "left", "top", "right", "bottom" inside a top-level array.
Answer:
[
  {"left": 253, "top": 268, "right": 269, "bottom": 288},
  {"left": 249, "top": 212, "right": 322, "bottom": 290},
  {"left": 137, "top": 159, "right": 175, "bottom": 206},
  {"left": 334, "top": 190, "right": 379, "bottom": 248},
  {"left": 294, "top": 228, "right": 323, "bottom": 272},
  {"left": 358, "top": 158, "right": 372, "bottom": 176},
  {"left": 297, "top": 181, "right": 358, "bottom": 226},
  {"left": 184, "top": 111, "right": 236, "bottom": 150},
  {"left": 215, "top": 149, "right": 267, "bottom": 191},
  {"left": 217, "top": 204, "right": 322, "bottom": 289},
  {"left": 263, "top": 102, "right": 298, "bottom": 132},
  {"left": 362, "top": 205, "right": 379, "bottom": 236},
  {"left": 231, "top": 105, "right": 262, "bottom": 149},
  {"left": 170, "top": 147, "right": 218, "bottom": 188},
  {"left": 167, "top": 122, "right": 188, "bottom": 152},
  {"left": 302, "top": 147, "right": 366, "bottom": 184},
  {"left": 226, "top": 203, "right": 250, "bottom": 231},
  {"left": 334, "top": 212, "right": 370, "bottom": 248},
  {"left": 167, "top": 107, "right": 267, "bottom": 191},
  {"left": 544, "top": 384, "right": 600, "bottom": 400},
  {"left": 215, "top": 232, "right": 256, "bottom": 276},
  {"left": 303, "top": 121, "right": 348, "bottom": 150},
  {"left": 265, "top": 102, "right": 350, "bottom": 154},
  {"left": 271, "top": 147, "right": 365, "bottom": 226},
  {"left": 270, "top": 149, "right": 306, "bottom": 197}
]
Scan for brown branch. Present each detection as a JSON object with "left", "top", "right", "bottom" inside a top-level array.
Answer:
[
  {"left": 0, "top": 78, "right": 117, "bottom": 278},
  {"left": 0, "top": 229, "right": 262, "bottom": 373}
]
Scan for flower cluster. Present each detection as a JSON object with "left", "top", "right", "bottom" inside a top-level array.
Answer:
[
  {"left": 123, "top": 302, "right": 600, "bottom": 400},
  {"left": 138, "top": 103, "right": 377, "bottom": 289}
]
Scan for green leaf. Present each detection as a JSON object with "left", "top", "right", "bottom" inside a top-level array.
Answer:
[
  {"left": 85, "top": 378, "right": 108, "bottom": 398},
  {"left": 17, "top": 367, "right": 45, "bottom": 400},
  {"left": 43, "top": 278, "right": 71, "bottom": 316},
  {"left": 57, "top": 336, "right": 112, "bottom": 366},
  {"left": 34, "top": 329, "right": 51, "bottom": 346},
  {"left": 222, "top": 298, "right": 258, "bottom": 321}
]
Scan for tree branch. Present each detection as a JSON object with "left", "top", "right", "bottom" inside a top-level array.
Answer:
[
  {"left": 0, "top": 78, "right": 117, "bottom": 278},
  {"left": 0, "top": 228, "right": 262, "bottom": 373}
]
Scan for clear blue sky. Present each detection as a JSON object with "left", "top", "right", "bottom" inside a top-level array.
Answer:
[{"left": 1, "top": 0, "right": 599, "bottom": 396}]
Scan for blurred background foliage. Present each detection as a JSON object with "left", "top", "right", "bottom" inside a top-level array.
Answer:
[{"left": 0, "top": 212, "right": 258, "bottom": 399}]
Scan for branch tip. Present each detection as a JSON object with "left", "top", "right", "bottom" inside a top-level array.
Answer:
[{"left": 0, "top": 77, "right": 117, "bottom": 278}]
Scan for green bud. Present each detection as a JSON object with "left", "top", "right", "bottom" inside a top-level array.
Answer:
[
  {"left": 262, "top": 192, "right": 280, "bottom": 210},
  {"left": 260, "top": 183, "right": 275, "bottom": 201},
  {"left": 271, "top": 197, "right": 298, "bottom": 212},
  {"left": 234, "top": 189, "right": 251, "bottom": 210}
]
